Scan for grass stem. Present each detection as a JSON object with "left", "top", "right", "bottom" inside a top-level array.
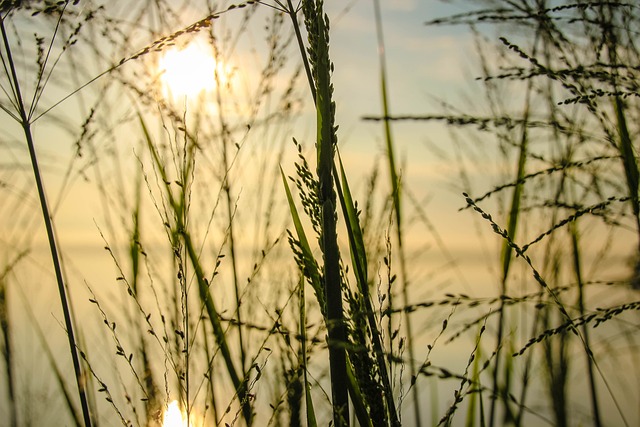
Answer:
[
  {"left": 0, "top": 17, "right": 94, "bottom": 427},
  {"left": 372, "top": 1, "right": 420, "bottom": 425}
]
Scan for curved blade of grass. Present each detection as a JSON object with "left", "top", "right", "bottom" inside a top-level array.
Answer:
[
  {"left": 346, "top": 359, "right": 374, "bottom": 427},
  {"left": 280, "top": 165, "right": 325, "bottom": 313},
  {"left": 334, "top": 155, "right": 366, "bottom": 285},
  {"left": 282, "top": 167, "right": 320, "bottom": 427},
  {"left": 304, "top": 380, "right": 318, "bottom": 427}
]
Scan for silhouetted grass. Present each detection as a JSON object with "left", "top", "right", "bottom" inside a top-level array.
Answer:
[{"left": 1, "top": 1, "right": 639, "bottom": 426}]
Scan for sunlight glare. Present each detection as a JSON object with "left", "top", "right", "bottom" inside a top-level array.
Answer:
[
  {"left": 162, "top": 400, "right": 186, "bottom": 427},
  {"left": 158, "top": 40, "right": 219, "bottom": 99}
]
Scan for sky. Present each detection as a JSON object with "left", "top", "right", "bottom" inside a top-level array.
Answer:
[{"left": 1, "top": 0, "right": 486, "bottom": 272}]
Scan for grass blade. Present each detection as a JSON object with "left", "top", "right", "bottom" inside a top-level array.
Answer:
[
  {"left": 280, "top": 165, "right": 325, "bottom": 313},
  {"left": 371, "top": 2, "right": 420, "bottom": 424},
  {"left": 614, "top": 96, "right": 640, "bottom": 249}
]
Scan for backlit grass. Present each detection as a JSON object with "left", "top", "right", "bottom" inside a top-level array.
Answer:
[{"left": 0, "top": 1, "right": 638, "bottom": 426}]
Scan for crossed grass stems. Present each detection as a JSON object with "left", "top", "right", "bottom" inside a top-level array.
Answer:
[{"left": 1, "top": 0, "right": 639, "bottom": 426}]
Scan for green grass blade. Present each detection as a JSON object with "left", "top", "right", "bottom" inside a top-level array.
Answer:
[
  {"left": 570, "top": 222, "right": 602, "bottom": 427},
  {"left": 614, "top": 96, "right": 640, "bottom": 247},
  {"left": 282, "top": 167, "right": 321, "bottom": 427},
  {"left": 346, "top": 360, "right": 374, "bottom": 427},
  {"left": 280, "top": 165, "right": 325, "bottom": 314},
  {"left": 372, "top": 1, "right": 419, "bottom": 424},
  {"left": 304, "top": 380, "right": 318, "bottom": 427},
  {"left": 334, "top": 153, "right": 399, "bottom": 426},
  {"left": 490, "top": 71, "right": 533, "bottom": 427},
  {"left": 334, "top": 155, "right": 366, "bottom": 286},
  {"left": 465, "top": 327, "right": 482, "bottom": 427}
]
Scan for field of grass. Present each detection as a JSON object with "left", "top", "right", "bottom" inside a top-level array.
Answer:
[{"left": 0, "top": 1, "right": 639, "bottom": 426}]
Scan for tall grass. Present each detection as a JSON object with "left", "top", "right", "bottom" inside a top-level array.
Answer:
[
  {"left": 1, "top": 4, "right": 94, "bottom": 425},
  {"left": 0, "top": 1, "right": 639, "bottom": 426}
]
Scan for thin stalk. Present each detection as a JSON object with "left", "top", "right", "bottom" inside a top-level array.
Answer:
[
  {"left": 464, "top": 327, "right": 482, "bottom": 427},
  {"left": 569, "top": 223, "right": 602, "bottom": 427},
  {"left": 202, "top": 323, "right": 220, "bottom": 425},
  {"left": 179, "top": 138, "right": 191, "bottom": 427},
  {"left": 0, "top": 278, "right": 16, "bottom": 427},
  {"left": 371, "top": 2, "right": 420, "bottom": 425},
  {"left": 0, "top": 18, "right": 93, "bottom": 427},
  {"left": 511, "top": 307, "right": 539, "bottom": 427},
  {"left": 487, "top": 27, "right": 538, "bottom": 424},
  {"left": 488, "top": 131, "right": 526, "bottom": 427},
  {"left": 212, "top": 41, "right": 247, "bottom": 374},
  {"left": 286, "top": 0, "right": 315, "bottom": 102},
  {"left": 130, "top": 166, "right": 161, "bottom": 421},
  {"left": 602, "top": 3, "right": 640, "bottom": 252}
]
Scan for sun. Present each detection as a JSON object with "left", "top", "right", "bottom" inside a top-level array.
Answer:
[
  {"left": 162, "top": 400, "right": 186, "bottom": 427},
  {"left": 158, "top": 40, "right": 219, "bottom": 99}
]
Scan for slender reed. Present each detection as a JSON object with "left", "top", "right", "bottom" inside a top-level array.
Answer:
[
  {"left": 371, "top": 2, "right": 420, "bottom": 426},
  {"left": 601, "top": 3, "right": 640, "bottom": 254},
  {"left": 0, "top": 14, "right": 93, "bottom": 427},
  {"left": 0, "top": 265, "right": 17, "bottom": 427},
  {"left": 569, "top": 222, "right": 602, "bottom": 427}
]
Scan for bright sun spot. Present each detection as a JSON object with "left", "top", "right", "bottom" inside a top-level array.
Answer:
[
  {"left": 158, "top": 40, "right": 219, "bottom": 99},
  {"left": 162, "top": 400, "right": 186, "bottom": 427}
]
